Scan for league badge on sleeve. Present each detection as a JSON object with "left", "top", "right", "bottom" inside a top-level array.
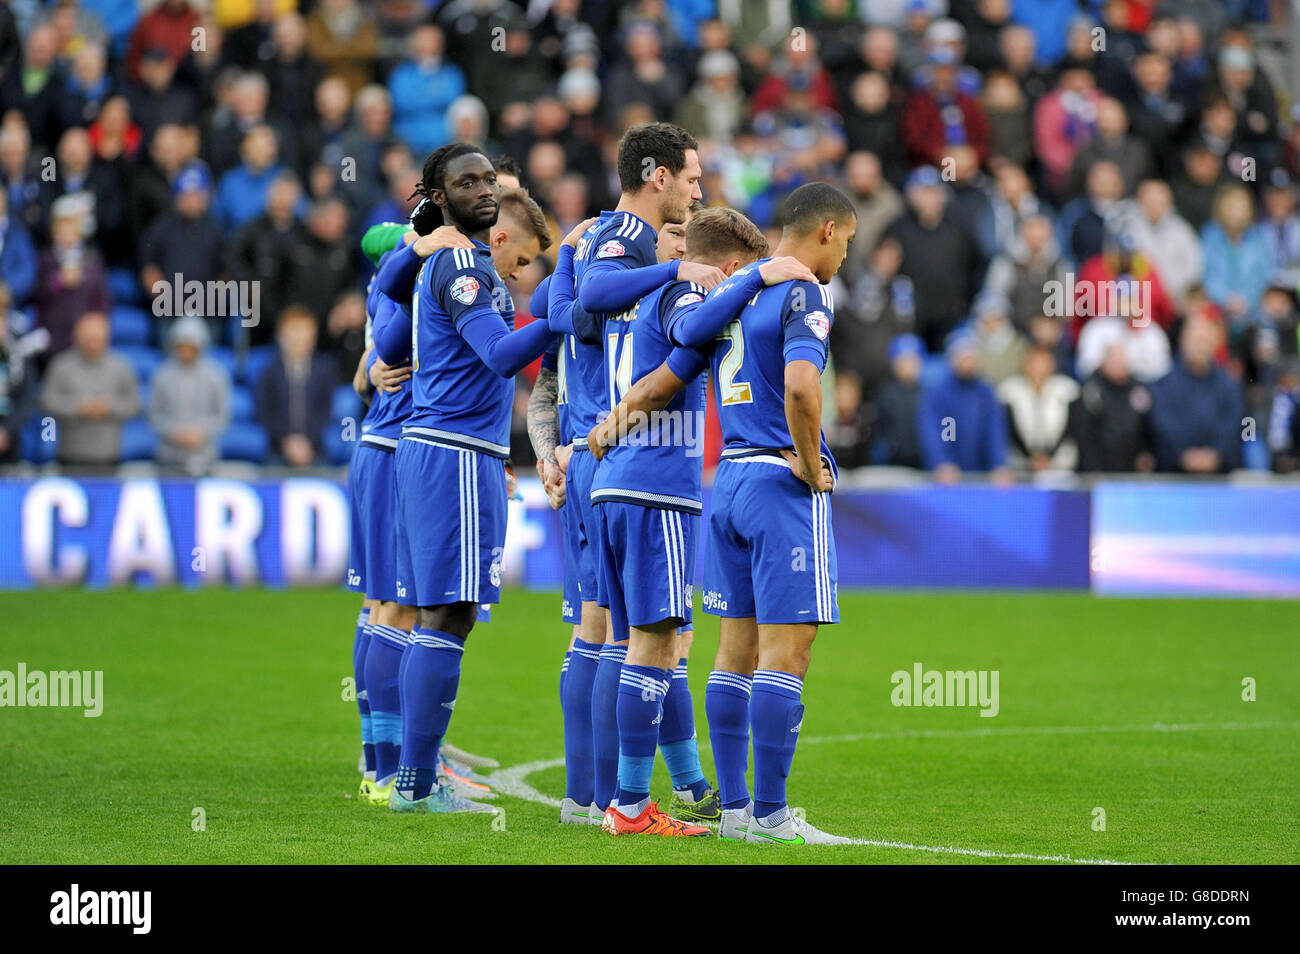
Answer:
[
  {"left": 449, "top": 274, "right": 481, "bottom": 305},
  {"left": 596, "top": 240, "right": 625, "bottom": 259},
  {"left": 804, "top": 310, "right": 831, "bottom": 340},
  {"left": 674, "top": 291, "right": 705, "bottom": 308}
]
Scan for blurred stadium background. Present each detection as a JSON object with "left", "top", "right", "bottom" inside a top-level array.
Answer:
[{"left": 1, "top": 0, "right": 1298, "bottom": 596}]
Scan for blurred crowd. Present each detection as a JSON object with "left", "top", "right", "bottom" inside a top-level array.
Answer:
[{"left": 0, "top": 0, "right": 1299, "bottom": 478}]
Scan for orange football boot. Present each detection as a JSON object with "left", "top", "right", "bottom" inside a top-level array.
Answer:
[{"left": 602, "top": 801, "right": 712, "bottom": 837}]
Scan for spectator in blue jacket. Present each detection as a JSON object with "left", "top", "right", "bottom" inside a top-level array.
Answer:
[
  {"left": 1011, "top": 0, "right": 1080, "bottom": 67},
  {"left": 1149, "top": 314, "right": 1244, "bottom": 473},
  {"left": 255, "top": 304, "right": 337, "bottom": 468},
  {"left": 1202, "top": 184, "right": 1273, "bottom": 328},
  {"left": 215, "top": 124, "right": 283, "bottom": 231},
  {"left": 919, "top": 330, "right": 1013, "bottom": 483},
  {"left": 0, "top": 188, "right": 37, "bottom": 303},
  {"left": 388, "top": 24, "right": 465, "bottom": 156}
]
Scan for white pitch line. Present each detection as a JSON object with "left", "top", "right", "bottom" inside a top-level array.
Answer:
[
  {"left": 482, "top": 719, "right": 1293, "bottom": 864},
  {"left": 792, "top": 719, "right": 1297, "bottom": 746}
]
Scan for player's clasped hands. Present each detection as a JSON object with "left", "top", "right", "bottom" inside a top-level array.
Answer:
[
  {"left": 536, "top": 458, "right": 567, "bottom": 509},
  {"left": 758, "top": 256, "right": 819, "bottom": 286},
  {"left": 369, "top": 357, "right": 412, "bottom": 393},
  {"left": 781, "top": 449, "right": 834, "bottom": 493}
]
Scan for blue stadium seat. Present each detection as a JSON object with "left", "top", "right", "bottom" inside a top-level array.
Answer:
[
  {"left": 19, "top": 412, "right": 57, "bottom": 464},
  {"left": 331, "top": 383, "right": 362, "bottom": 423},
  {"left": 220, "top": 421, "right": 269, "bottom": 463},
  {"left": 243, "top": 345, "right": 276, "bottom": 386},
  {"left": 108, "top": 267, "right": 145, "bottom": 306},
  {"left": 229, "top": 384, "right": 255, "bottom": 421},
  {"left": 119, "top": 418, "right": 158, "bottom": 462},
  {"left": 207, "top": 346, "right": 237, "bottom": 381},
  {"left": 322, "top": 425, "right": 358, "bottom": 466},
  {"left": 109, "top": 305, "right": 153, "bottom": 346},
  {"left": 115, "top": 344, "right": 164, "bottom": 383}
]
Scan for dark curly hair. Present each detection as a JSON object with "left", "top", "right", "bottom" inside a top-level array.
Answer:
[{"left": 409, "top": 143, "right": 488, "bottom": 234}]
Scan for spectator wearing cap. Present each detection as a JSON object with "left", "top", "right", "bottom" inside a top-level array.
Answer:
[
  {"left": 984, "top": 212, "right": 1067, "bottom": 335},
  {"left": 1073, "top": 229, "right": 1176, "bottom": 342},
  {"left": 1070, "top": 339, "right": 1155, "bottom": 473},
  {"left": 1201, "top": 184, "right": 1273, "bottom": 329},
  {"left": 971, "top": 291, "right": 1028, "bottom": 386},
  {"left": 388, "top": 24, "right": 465, "bottom": 156},
  {"left": 306, "top": 0, "right": 379, "bottom": 96},
  {"left": 840, "top": 150, "right": 903, "bottom": 283},
  {"left": 215, "top": 124, "right": 284, "bottom": 231},
  {"left": 1149, "top": 313, "right": 1244, "bottom": 474},
  {"left": 140, "top": 161, "right": 225, "bottom": 310},
  {"left": 1032, "top": 67, "right": 1102, "bottom": 201},
  {"left": 1254, "top": 168, "right": 1300, "bottom": 292},
  {"left": 0, "top": 187, "right": 37, "bottom": 305},
  {"left": 127, "top": 0, "right": 200, "bottom": 83},
  {"left": 676, "top": 49, "right": 746, "bottom": 145},
  {"left": 900, "top": 46, "right": 992, "bottom": 169},
  {"left": 35, "top": 194, "right": 110, "bottom": 359},
  {"left": 1123, "top": 178, "right": 1204, "bottom": 306},
  {"left": 873, "top": 333, "right": 926, "bottom": 469},
  {"left": 837, "top": 236, "right": 915, "bottom": 395},
  {"left": 256, "top": 304, "right": 338, "bottom": 468},
  {"left": 887, "top": 165, "right": 988, "bottom": 352},
  {"left": 996, "top": 344, "right": 1079, "bottom": 472},
  {"left": 918, "top": 330, "right": 1012, "bottom": 483},
  {"left": 150, "top": 314, "right": 230, "bottom": 475},
  {"left": 39, "top": 311, "right": 139, "bottom": 470}
]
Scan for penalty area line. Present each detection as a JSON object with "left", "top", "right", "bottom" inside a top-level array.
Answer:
[{"left": 481, "top": 756, "right": 1139, "bottom": 864}]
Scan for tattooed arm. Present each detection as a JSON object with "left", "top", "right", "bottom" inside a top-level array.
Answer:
[{"left": 527, "top": 362, "right": 566, "bottom": 509}]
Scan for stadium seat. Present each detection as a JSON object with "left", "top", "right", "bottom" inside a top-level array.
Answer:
[
  {"left": 18, "top": 412, "right": 57, "bottom": 464},
  {"left": 115, "top": 344, "right": 164, "bottom": 384},
  {"left": 108, "top": 267, "right": 145, "bottom": 306},
  {"left": 243, "top": 345, "right": 277, "bottom": 387},
  {"left": 322, "top": 425, "right": 358, "bottom": 466},
  {"left": 331, "top": 383, "right": 362, "bottom": 424},
  {"left": 207, "top": 346, "right": 238, "bottom": 381},
  {"left": 220, "top": 421, "right": 270, "bottom": 463},
  {"left": 109, "top": 306, "right": 154, "bottom": 347},
  {"left": 119, "top": 418, "right": 158, "bottom": 462},
  {"left": 229, "top": 384, "right": 255, "bottom": 422}
]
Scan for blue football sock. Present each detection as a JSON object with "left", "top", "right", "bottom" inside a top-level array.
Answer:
[
  {"left": 560, "top": 650, "right": 571, "bottom": 699},
  {"left": 591, "top": 643, "right": 626, "bottom": 811},
  {"left": 395, "top": 627, "right": 465, "bottom": 801},
  {"left": 660, "top": 658, "right": 708, "bottom": 799},
  {"left": 561, "top": 639, "right": 601, "bottom": 805},
  {"left": 364, "top": 625, "right": 407, "bottom": 784},
  {"left": 616, "top": 663, "right": 671, "bottom": 811},
  {"left": 706, "top": 670, "right": 753, "bottom": 811},
  {"left": 353, "top": 611, "right": 375, "bottom": 777},
  {"left": 751, "top": 670, "right": 804, "bottom": 820}
]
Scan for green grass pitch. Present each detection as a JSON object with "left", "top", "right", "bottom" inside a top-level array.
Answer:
[{"left": 2, "top": 587, "right": 1296, "bottom": 864}]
